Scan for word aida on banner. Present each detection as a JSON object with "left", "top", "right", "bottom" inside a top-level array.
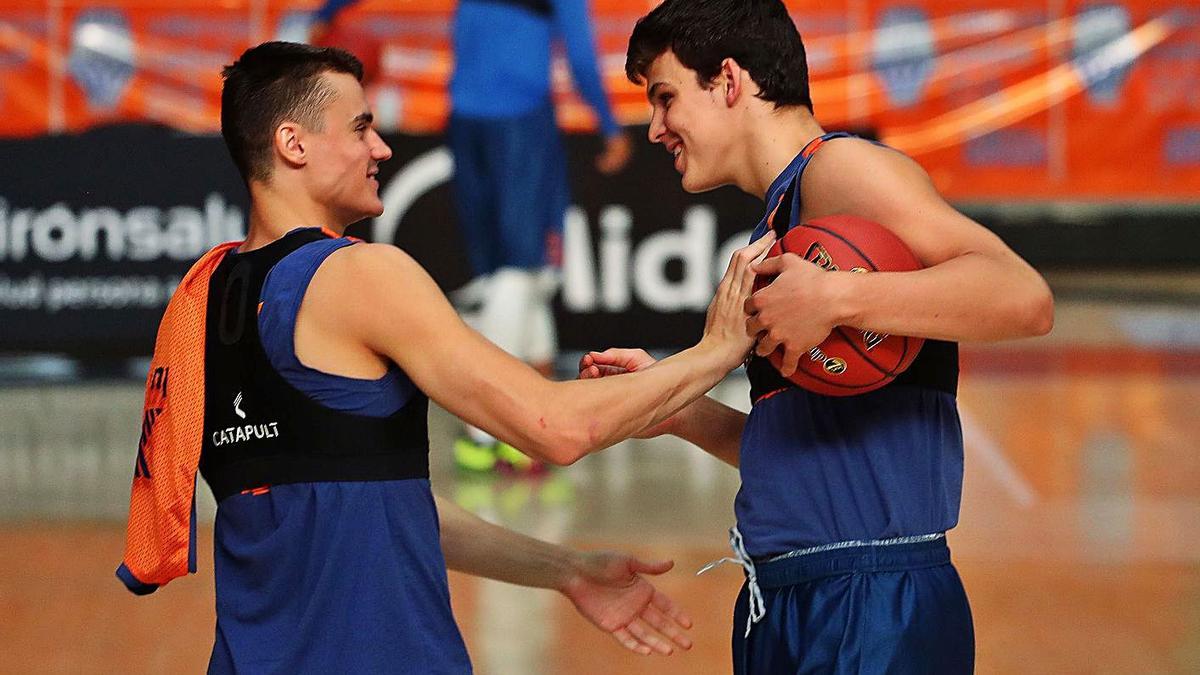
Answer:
[{"left": 0, "top": 1, "right": 1197, "bottom": 200}]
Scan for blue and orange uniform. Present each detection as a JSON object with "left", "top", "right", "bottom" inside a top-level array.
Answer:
[
  {"left": 119, "top": 228, "right": 471, "bottom": 673},
  {"left": 726, "top": 133, "right": 974, "bottom": 673}
]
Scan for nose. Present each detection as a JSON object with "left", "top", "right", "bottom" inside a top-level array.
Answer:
[
  {"left": 647, "top": 107, "right": 666, "bottom": 145},
  {"left": 370, "top": 129, "right": 393, "bottom": 162}
]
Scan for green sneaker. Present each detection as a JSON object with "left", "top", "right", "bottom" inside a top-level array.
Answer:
[
  {"left": 453, "top": 437, "right": 497, "bottom": 472},
  {"left": 495, "top": 442, "right": 547, "bottom": 475}
]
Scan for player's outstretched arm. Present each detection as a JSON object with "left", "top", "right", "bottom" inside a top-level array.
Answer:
[
  {"left": 746, "top": 139, "right": 1054, "bottom": 375},
  {"left": 435, "top": 495, "right": 693, "bottom": 656},
  {"left": 312, "top": 233, "right": 773, "bottom": 465},
  {"left": 580, "top": 349, "right": 745, "bottom": 467}
]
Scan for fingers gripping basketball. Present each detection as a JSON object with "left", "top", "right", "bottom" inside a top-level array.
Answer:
[{"left": 752, "top": 215, "right": 925, "bottom": 396}]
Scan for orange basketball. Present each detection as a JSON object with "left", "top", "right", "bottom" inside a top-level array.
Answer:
[{"left": 753, "top": 215, "right": 924, "bottom": 396}]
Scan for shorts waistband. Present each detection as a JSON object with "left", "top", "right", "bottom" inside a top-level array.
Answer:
[{"left": 754, "top": 535, "right": 950, "bottom": 589}]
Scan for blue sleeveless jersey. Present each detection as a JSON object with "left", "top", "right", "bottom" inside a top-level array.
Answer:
[
  {"left": 736, "top": 134, "right": 965, "bottom": 558},
  {"left": 207, "top": 233, "right": 471, "bottom": 674}
]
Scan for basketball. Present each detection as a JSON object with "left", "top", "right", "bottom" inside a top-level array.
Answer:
[{"left": 753, "top": 215, "right": 925, "bottom": 396}]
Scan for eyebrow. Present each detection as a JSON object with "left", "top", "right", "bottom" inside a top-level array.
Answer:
[{"left": 352, "top": 112, "right": 373, "bottom": 127}]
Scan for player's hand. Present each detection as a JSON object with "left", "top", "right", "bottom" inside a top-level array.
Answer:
[
  {"left": 701, "top": 232, "right": 776, "bottom": 368},
  {"left": 579, "top": 347, "right": 656, "bottom": 379},
  {"left": 746, "top": 253, "right": 839, "bottom": 376},
  {"left": 579, "top": 349, "right": 677, "bottom": 438},
  {"left": 596, "top": 132, "right": 632, "bottom": 175},
  {"left": 561, "top": 552, "right": 694, "bottom": 656}
]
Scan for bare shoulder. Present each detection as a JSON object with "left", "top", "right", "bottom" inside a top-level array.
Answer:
[
  {"left": 812, "top": 136, "right": 929, "bottom": 177},
  {"left": 315, "top": 242, "right": 437, "bottom": 292},
  {"left": 801, "top": 136, "right": 960, "bottom": 225},
  {"left": 305, "top": 242, "right": 444, "bottom": 320},
  {"left": 799, "top": 136, "right": 1020, "bottom": 266},
  {"left": 326, "top": 241, "right": 421, "bottom": 274},
  {"left": 800, "top": 136, "right": 941, "bottom": 221}
]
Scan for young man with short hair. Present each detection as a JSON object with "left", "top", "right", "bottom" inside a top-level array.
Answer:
[
  {"left": 583, "top": 1, "right": 1054, "bottom": 672},
  {"left": 119, "top": 41, "right": 774, "bottom": 673}
]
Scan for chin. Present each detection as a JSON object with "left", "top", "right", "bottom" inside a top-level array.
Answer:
[
  {"left": 680, "top": 171, "right": 719, "bottom": 194},
  {"left": 360, "top": 199, "right": 385, "bottom": 218}
]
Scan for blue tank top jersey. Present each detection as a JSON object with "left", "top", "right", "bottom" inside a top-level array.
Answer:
[
  {"left": 207, "top": 232, "right": 471, "bottom": 674},
  {"left": 736, "top": 134, "right": 965, "bottom": 558}
]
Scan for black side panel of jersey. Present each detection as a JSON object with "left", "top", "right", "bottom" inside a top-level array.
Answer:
[
  {"left": 749, "top": 164, "right": 958, "bottom": 402},
  {"left": 462, "top": 0, "right": 552, "bottom": 17},
  {"left": 199, "top": 229, "right": 430, "bottom": 502},
  {"left": 746, "top": 339, "right": 959, "bottom": 403}
]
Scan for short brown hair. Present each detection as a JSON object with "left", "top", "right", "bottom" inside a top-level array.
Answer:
[{"left": 220, "top": 41, "right": 364, "bottom": 184}]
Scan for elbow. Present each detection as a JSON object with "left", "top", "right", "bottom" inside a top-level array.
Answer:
[
  {"left": 1020, "top": 283, "right": 1055, "bottom": 337},
  {"left": 523, "top": 431, "right": 593, "bottom": 467},
  {"left": 545, "top": 446, "right": 588, "bottom": 467},
  {"left": 529, "top": 443, "right": 588, "bottom": 467}
]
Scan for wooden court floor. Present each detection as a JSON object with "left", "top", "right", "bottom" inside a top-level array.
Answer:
[{"left": 1, "top": 302, "right": 1198, "bottom": 674}]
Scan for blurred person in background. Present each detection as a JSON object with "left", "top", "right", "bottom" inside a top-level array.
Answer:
[{"left": 310, "top": 0, "right": 633, "bottom": 474}]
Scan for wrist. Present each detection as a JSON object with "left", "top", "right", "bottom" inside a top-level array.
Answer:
[
  {"left": 828, "top": 271, "right": 864, "bottom": 327},
  {"left": 554, "top": 550, "right": 586, "bottom": 595},
  {"left": 558, "top": 551, "right": 599, "bottom": 602},
  {"left": 695, "top": 336, "right": 747, "bottom": 373}
]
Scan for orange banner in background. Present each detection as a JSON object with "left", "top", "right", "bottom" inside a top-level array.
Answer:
[{"left": 1, "top": 0, "right": 1197, "bottom": 200}]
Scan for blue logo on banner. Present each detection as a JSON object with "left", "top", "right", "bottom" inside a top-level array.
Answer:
[
  {"left": 0, "top": 17, "right": 47, "bottom": 68},
  {"left": 1165, "top": 127, "right": 1200, "bottom": 166},
  {"left": 965, "top": 129, "right": 1048, "bottom": 167},
  {"left": 871, "top": 7, "right": 935, "bottom": 107},
  {"left": 67, "top": 10, "right": 135, "bottom": 110},
  {"left": 1072, "top": 5, "right": 1132, "bottom": 105}
]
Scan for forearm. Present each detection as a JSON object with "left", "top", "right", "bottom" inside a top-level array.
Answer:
[
  {"left": 437, "top": 496, "right": 572, "bottom": 591},
  {"left": 836, "top": 252, "right": 1053, "bottom": 342},
  {"left": 533, "top": 343, "right": 736, "bottom": 463},
  {"left": 670, "top": 396, "right": 745, "bottom": 467}
]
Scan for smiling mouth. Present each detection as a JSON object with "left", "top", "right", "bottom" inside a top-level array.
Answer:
[{"left": 671, "top": 145, "right": 684, "bottom": 171}]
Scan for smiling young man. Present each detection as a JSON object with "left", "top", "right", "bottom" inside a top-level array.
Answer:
[
  {"left": 118, "top": 41, "right": 776, "bottom": 673},
  {"left": 580, "top": 1, "right": 1054, "bottom": 673}
]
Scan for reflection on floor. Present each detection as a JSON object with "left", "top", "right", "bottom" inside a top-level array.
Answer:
[{"left": 1, "top": 301, "right": 1198, "bottom": 674}]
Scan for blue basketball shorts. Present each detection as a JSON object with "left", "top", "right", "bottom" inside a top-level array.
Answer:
[{"left": 732, "top": 537, "right": 974, "bottom": 674}]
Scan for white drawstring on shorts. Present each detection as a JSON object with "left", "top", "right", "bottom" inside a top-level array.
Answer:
[{"left": 697, "top": 526, "right": 764, "bottom": 638}]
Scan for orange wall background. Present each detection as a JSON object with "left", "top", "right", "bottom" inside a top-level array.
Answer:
[{"left": 1, "top": 0, "right": 1197, "bottom": 200}]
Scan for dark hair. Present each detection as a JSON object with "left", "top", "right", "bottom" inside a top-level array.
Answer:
[
  {"left": 221, "top": 41, "right": 364, "bottom": 184},
  {"left": 626, "top": 0, "right": 812, "bottom": 111}
]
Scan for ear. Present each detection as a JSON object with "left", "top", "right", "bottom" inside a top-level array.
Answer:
[
  {"left": 274, "top": 121, "right": 307, "bottom": 170},
  {"left": 720, "top": 58, "right": 745, "bottom": 107}
]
